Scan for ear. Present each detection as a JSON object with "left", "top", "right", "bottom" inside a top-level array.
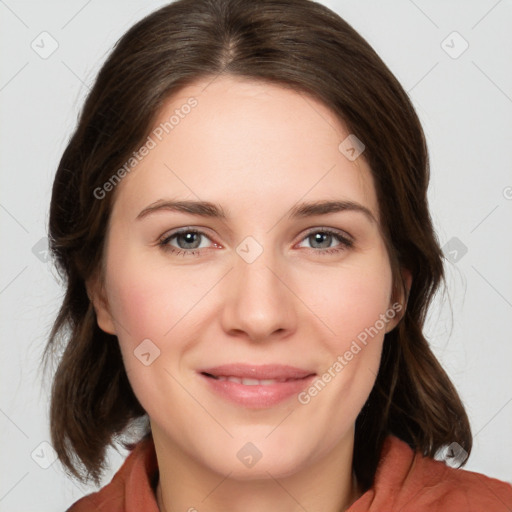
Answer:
[
  {"left": 385, "top": 267, "right": 412, "bottom": 333},
  {"left": 86, "top": 272, "right": 117, "bottom": 335}
]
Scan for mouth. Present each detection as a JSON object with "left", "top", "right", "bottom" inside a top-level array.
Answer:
[
  {"left": 201, "top": 373, "right": 306, "bottom": 385},
  {"left": 197, "top": 364, "right": 316, "bottom": 408}
]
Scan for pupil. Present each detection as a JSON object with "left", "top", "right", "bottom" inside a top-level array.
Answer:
[
  {"left": 180, "top": 232, "right": 200, "bottom": 249},
  {"left": 312, "top": 232, "right": 330, "bottom": 248}
]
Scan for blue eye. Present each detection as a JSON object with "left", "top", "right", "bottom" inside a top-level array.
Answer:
[
  {"left": 297, "top": 229, "right": 354, "bottom": 255},
  {"left": 158, "top": 227, "right": 353, "bottom": 257},
  {"left": 159, "top": 228, "right": 213, "bottom": 256}
]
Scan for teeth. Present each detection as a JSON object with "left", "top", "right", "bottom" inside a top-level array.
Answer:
[
  {"left": 241, "top": 378, "right": 260, "bottom": 386},
  {"left": 214, "top": 376, "right": 287, "bottom": 385}
]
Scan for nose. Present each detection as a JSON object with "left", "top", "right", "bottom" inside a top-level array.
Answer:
[{"left": 220, "top": 242, "right": 297, "bottom": 343}]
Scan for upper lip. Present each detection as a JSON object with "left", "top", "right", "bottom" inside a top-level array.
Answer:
[{"left": 199, "top": 364, "right": 316, "bottom": 380}]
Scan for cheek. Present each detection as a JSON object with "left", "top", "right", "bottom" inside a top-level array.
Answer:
[
  {"left": 300, "top": 252, "right": 394, "bottom": 405},
  {"left": 103, "top": 259, "right": 194, "bottom": 413},
  {"left": 295, "top": 262, "right": 393, "bottom": 430},
  {"left": 102, "top": 249, "right": 221, "bottom": 399},
  {"left": 105, "top": 254, "right": 204, "bottom": 344},
  {"left": 306, "top": 253, "right": 394, "bottom": 347}
]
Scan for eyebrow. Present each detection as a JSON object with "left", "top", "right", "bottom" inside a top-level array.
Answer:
[
  {"left": 136, "top": 199, "right": 376, "bottom": 224},
  {"left": 289, "top": 199, "right": 376, "bottom": 224}
]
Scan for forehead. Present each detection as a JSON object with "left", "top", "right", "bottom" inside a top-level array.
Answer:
[{"left": 110, "top": 75, "right": 380, "bottom": 224}]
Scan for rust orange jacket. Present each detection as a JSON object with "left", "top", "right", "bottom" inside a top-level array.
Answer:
[{"left": 67, "top": 435, "right": 512, "bottom": 511}]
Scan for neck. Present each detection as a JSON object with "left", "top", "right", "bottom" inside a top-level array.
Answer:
[{"left": 153, "top": 428, "right": 361, "bottom": 512}]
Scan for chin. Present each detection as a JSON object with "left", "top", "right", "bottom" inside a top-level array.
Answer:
[{"left": 224, "top": 436, "right": 309, "bottom": 479}]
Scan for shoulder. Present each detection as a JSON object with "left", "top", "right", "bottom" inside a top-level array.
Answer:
[
  {"left": 350, "top": 436, "right": 512, "bottom": 512},
  {"left": 409, "top": 449, "right": 512, "bottom": 510},
  {"left": 65, "top": 437, "right": 159, "bottom": 512}
]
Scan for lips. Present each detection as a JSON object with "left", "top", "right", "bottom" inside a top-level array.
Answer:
[
  {"left": 205, "top": 376, "right": 289, "bottom": 386},
  {"left": 199, "top": 363, "right": 315, "bottom": 381},
  {"left": 198, "top": 364, "right": 316, "bottom": 408}
]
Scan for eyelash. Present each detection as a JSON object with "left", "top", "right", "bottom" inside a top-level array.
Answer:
[{"left": 158, "top": 227, "right": 354, "bottom": 257}]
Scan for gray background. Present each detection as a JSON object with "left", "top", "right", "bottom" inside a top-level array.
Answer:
[{"left": 1, "top": 0, "right": 511, "bottom": 510}]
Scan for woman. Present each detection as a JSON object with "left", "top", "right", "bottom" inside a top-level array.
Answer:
[{"left": 45, "top": 0, "right": 512, "bottom": 510}]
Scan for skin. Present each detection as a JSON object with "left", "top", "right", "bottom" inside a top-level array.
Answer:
[{"left": 89, "top": 75, "right": 410, "bottom": 512}]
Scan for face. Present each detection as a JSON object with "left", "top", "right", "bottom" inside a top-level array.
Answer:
[{"left": 90, "top": 75, "right": 404, "bottom": 480}]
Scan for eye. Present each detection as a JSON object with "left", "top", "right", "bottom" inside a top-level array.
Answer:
[
  {"left": 158, "top": 227, "right": 354, "bottom": 257},
  {"left": 296, "top": 228, "right": 354, "bottom": 255},
  {"left": 158, "top": 228, "right": 218, "bottom": 257}
]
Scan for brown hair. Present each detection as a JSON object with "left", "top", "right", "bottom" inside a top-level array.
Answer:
[{"left": 45, "top": 0, "right": 472, "bottom": 489}]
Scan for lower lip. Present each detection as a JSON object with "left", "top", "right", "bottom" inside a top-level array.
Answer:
[{"left": 199, "top": 373, "right": 316, "bottom": 408}]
